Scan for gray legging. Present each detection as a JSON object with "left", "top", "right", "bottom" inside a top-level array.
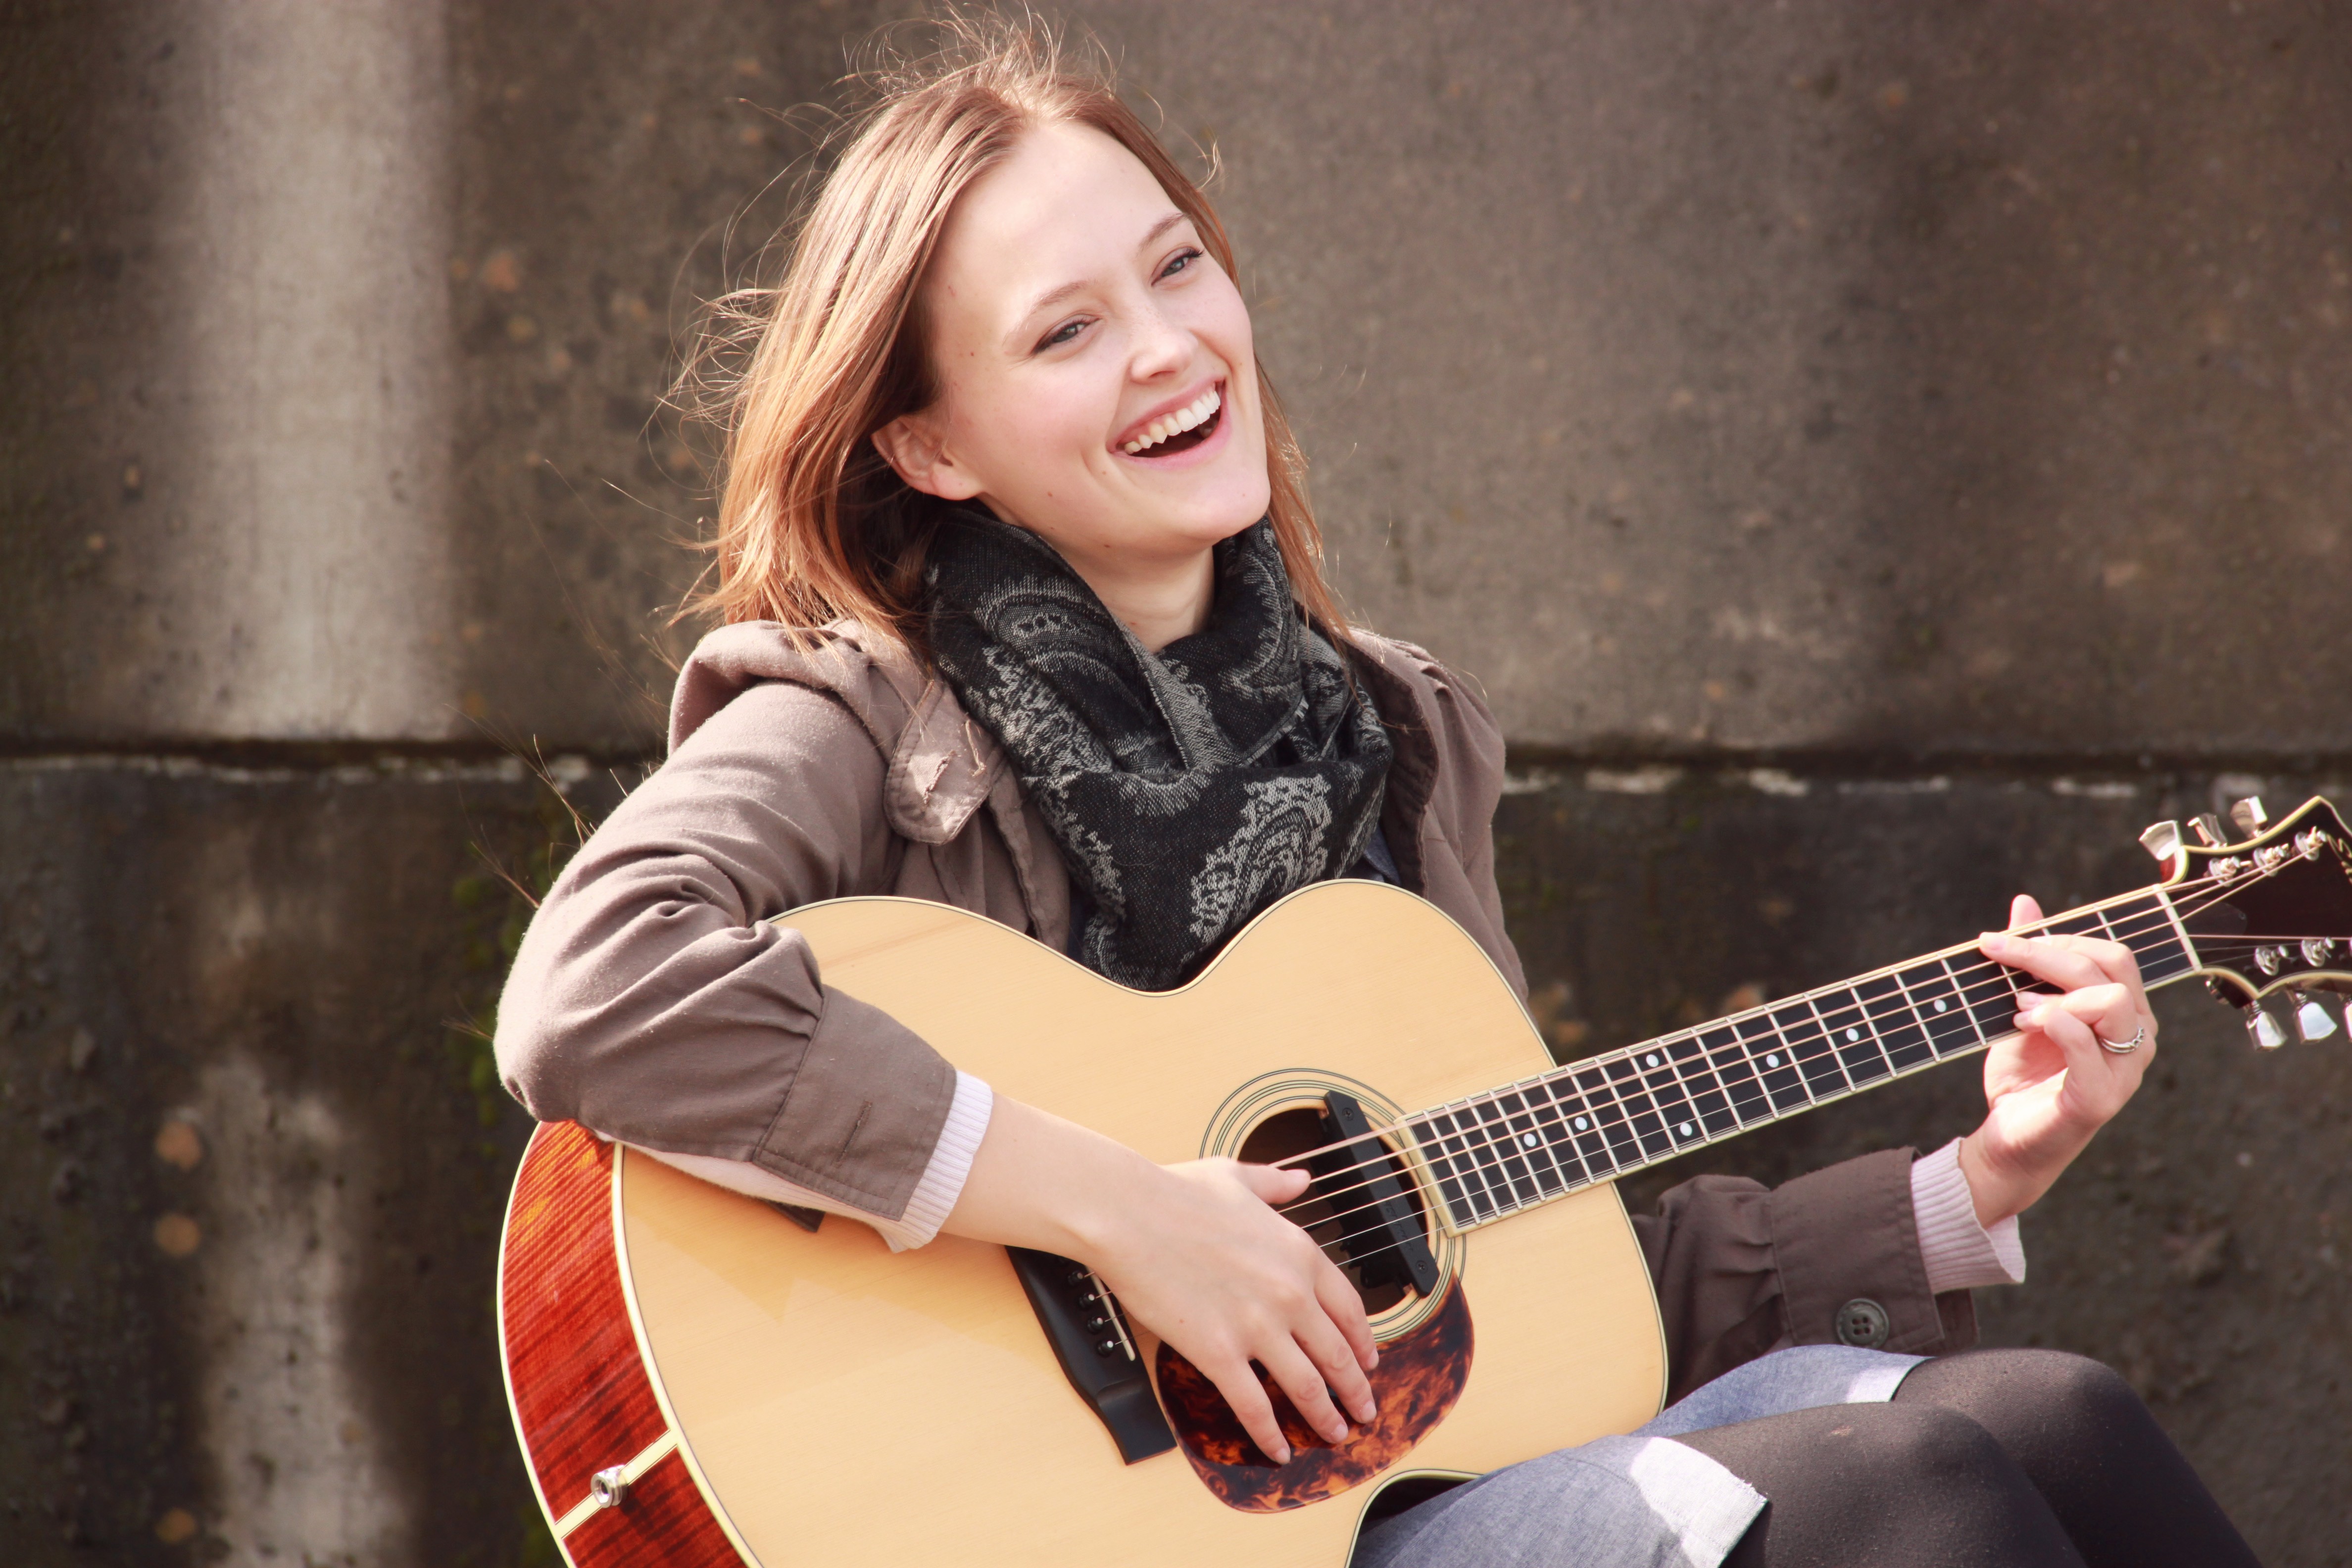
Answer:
[{"left": 1362, "top": 1349, "right": 2261, "bottom": 1567}]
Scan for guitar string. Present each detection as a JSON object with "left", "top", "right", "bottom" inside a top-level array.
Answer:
[
  {"left": 1273, "top": 890, "right": 2194, "bottom": 1216},
  {"left": 1295, "top": 876, "right": 2310, "bottom": 1266},
  {"left": 1273, "top": 874, "right": 2266, "bottom": 1238},
  {"left": 1310, "top": 884, "right": 2235, "bottom": 1278},
  {"left": 1282, "top": 878, "right": 2259, "bottom": 1236},
  {"left": 1307, "top": 897, "right": 2333, "bottom": 1279},
  {"left": 1265, "top": 865, "right": 2254, "bottom": 1198},
  {"left": 1263, "top": 871, "right": 2229, "bottom": 1187},
  {"left": 1277, "top": 896, "right": 2191, "bottom": 1230}
]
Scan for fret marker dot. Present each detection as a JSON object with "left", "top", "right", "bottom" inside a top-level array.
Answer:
[
  {"left": 1573, "top": 1116, "right": 1589, "bottom": 1131},
  {"left": 1521, "top": 1132, "right": 1539, "bottom": 1149},
  {"left": 1678, "top": 1122, "right": 1693, "bottom": 1137},
  {"left": 1644, "top": 1053, "right": 1660, "bottom": 1068},
  {"left": 1766, "top": 1053, "right": 1782, "bottom": 1067},
  {"left": 1846, "top": 1027, "right": 1861, "bottom": 1041},
  {"left": 1935, "top": 999, "right": 1949, "bottom": 1013}
]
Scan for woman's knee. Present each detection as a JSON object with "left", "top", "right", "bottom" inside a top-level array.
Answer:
[
  {"left": 1868, "top": 1404, "right": 2013, "bottom": 1488},
  {"left": 1682, "top": 1401, "right": 2009, "bottom": 1503},
  {"left": 1903, "top": 1347, "right": 2141, "bottom": 1434}
]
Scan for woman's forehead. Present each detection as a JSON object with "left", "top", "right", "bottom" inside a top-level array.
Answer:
[{"left": 930, "top": 122, "right": 1183, "bottom": 340}]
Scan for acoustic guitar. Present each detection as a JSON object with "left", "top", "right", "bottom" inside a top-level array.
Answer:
[{"left": 497, "top": 794, "right": 2352, "bottom": 1567}]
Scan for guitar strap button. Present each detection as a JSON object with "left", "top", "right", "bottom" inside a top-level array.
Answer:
[
  {"left": 589, "top": 1466, "right": 629, "bottom": 1510},
  {"left": 1834, "top": 1298, "right": 1891, "bottom": 1349}
]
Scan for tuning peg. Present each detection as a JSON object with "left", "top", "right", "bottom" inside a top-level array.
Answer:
[
  {"left": 2296, "top": 995, "right": 2341, "bottom": 1041},
  {"left": 2192, "top": 813, "right": 2227, "bottom": 847},
  {"left": 2246, "top": 1003, "right": 2290, "bottom": 1050},
  {"left": 2139, "top": 821, "right": 2182, "bottom": 867},
  {"left": 2229, "top": 796, "right": 2270, "bottom": 837}
]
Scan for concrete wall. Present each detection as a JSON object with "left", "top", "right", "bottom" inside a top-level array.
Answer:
[{"left": 4, "top": 2, "right": 2346, "bottom": 1563}]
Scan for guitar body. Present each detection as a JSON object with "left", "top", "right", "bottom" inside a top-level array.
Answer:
[{"left": 500, "top": 880, "right": 1668, "bottom": 1567}]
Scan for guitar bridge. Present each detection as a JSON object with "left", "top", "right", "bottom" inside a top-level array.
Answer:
[{"left": 1007, "top": 1247, "right": 1177, "bottom": 1465}]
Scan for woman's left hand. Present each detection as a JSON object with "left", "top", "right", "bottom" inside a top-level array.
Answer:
[{"left": 1960, "top": 893, "right": 2157, "bottom": 1226}]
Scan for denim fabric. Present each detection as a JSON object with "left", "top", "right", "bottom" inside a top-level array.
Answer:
[{"left": 1353, "top": 1345, "right": 1926, "bottom": 1568}]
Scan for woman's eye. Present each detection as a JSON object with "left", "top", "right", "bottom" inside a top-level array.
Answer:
[
  {"left": 1159, "top": 246, "right": 1203, "bottom": 281},
  {"left": 1037, "top": 318, "right": 1088, "bottom": 351}
]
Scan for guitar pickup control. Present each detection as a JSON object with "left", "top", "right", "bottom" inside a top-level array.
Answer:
[
  {"left": 1007, "top": 1247, "right": 1177, "bottom": 1465},
  {"left": 1315, "top": 1091, "right": 1442, "bottom": 1298}
]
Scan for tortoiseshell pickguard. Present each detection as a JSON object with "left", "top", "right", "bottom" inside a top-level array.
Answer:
[{"left": 1155, "top": 1283, "right": 1473, "bottom": 1512}]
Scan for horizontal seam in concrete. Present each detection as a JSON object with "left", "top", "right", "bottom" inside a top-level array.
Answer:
[
  {"left": 0, "top": 753, "right": 543, "bottom": 785},
  {"left": 1503, "top": 746, "right": 2352, "bottom": 777}
]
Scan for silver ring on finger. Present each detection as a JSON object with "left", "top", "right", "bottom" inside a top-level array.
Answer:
[{"left": 2096, "top": 1022, "right": 2146, "bottom": 1055}]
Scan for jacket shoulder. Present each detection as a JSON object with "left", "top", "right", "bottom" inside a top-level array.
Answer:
[
  {"left": 1346, "top": 630, "right": 1503, "bottom": 749},
  {"left": 667, "top": 620, "right": 1004, "bottom": 847},
  {"left": 669, "top": 620, "right": 924, "bottom": 755}
]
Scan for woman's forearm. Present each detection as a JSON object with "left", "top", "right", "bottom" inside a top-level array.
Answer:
[{"left": 938, "top": 1095, "right": 1163, "bottom": 1256}]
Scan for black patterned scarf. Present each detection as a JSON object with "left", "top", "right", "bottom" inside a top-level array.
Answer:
[{"left": 924, "top": 507, "right": 1392, "bottom": 991}]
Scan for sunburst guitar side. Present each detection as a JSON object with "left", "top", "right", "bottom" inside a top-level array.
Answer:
[{"left": 500, "top": 880, "right": 1667, "bottom": 1568}]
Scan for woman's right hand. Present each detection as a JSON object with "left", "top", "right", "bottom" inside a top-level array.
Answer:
[
  {"left": 1091, "top": 1156, "right": 1379, "bottom": 1463},
  {"left": 942, "top": 1098, "right": 1377, "bottom": 1464}
]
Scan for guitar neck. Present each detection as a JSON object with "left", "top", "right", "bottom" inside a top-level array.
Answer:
[{"left": 1404, "top": 884, "right": 2202, "bottom": 1232}]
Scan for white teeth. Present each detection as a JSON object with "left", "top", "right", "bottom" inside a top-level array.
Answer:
[{"left": 1122, "top": 387, "right": 1222, "bottom": 454}]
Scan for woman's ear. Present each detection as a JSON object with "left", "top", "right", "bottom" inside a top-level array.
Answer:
[{"left": 872, "top": 409, "right": 983, "bottom": 501}]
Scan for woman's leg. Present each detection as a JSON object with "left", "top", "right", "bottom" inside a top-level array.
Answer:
[
  {"left": 1676, "top": 1401, "right": 2086, "bottom": 1568},
  {"left": 1892, "top": 1349, "right": 2261, "bottom": 1568}
]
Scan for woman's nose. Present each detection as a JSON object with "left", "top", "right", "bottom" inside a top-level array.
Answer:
[{"left": 1127, "top": 308, "right": 1192, "bottom": 381}]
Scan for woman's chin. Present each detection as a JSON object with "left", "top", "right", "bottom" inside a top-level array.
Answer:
[
  {"left": 1117, "top": 451, "right": 1272, "bottom": 543},
  {"left": 1144, "top": 487, "right": 1272, "bottom": 549}
]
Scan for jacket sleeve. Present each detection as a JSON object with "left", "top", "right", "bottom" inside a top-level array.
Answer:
[
  {"left": 493, "top": 680, "right": 960, "bottom": 1222},
  {"left": 1632, "top": 1148, "right": 1981, "bottom": 1404}
]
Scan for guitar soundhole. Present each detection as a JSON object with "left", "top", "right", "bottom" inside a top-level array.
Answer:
[{"left": 1237, "top": 1108, "right": 1429, "bottom": 1315}]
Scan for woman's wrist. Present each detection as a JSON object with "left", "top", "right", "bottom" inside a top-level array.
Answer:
[
  {"left": 1956, "top": 1126, "right": 2076, "bottom": 1228},
  {"left": 939, "top": 1095, "right": 1165, "bottom": 1261}
]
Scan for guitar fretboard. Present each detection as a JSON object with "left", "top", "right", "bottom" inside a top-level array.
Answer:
[{"left": 1405, "top": 887, "right": 2197, "bottom": 1231}]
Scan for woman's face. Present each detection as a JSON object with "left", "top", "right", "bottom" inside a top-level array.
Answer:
[{"left": 875, "top": 121, "right": 1271, "bottom": 583}]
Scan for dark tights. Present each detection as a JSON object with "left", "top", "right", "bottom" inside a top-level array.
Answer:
[{"left": 1674, "top": 1350, "right": 2261, "bottom": 1567}]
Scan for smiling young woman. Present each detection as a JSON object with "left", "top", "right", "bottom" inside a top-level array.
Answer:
[
  {"left": 494, "top": 15, "right": 2259, "bottom": 1568},
  {"left": 697, "top": 39, "right": 1339, "bottom": 654}
]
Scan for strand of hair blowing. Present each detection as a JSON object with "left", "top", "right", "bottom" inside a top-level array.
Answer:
[{"left": 682, "top": 12, "right": 1350, "bottom": 652}]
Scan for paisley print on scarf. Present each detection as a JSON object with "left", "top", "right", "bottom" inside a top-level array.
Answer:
[{"left": 925, "top": 507, "right": 1391, "bottom": 990}]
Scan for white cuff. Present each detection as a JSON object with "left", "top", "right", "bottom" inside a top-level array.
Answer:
[
  {"left": 890, "top": 1070, "right": 995, "bottom": 1249},
  {"left": 628, "top": 1071, "right": 995, "bottom": 1253},
  {"left": 1911, "top": 1138, "right": 2027, "bottom": 1294}
]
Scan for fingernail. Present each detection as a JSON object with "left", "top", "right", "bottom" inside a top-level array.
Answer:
[
  {"left": 1271, "top": 1441, "right": 1291, "bottom": 1465},
  {"left": 1356, "top": 1398, "right": 1379, "bottom": 1423}
]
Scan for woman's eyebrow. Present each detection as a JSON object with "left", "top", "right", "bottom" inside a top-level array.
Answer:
[{"left": 1014, "top": 211, "right": 1191, "bottom": 326}]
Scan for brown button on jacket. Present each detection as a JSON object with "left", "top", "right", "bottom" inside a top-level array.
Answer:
[{"left": 494, "top": 620, "right": 1977, "bottom": 1399}]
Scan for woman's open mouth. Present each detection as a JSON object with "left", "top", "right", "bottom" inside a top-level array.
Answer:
[{"left": 1119, "top": 384, "right": 1223, "bottom": 459}]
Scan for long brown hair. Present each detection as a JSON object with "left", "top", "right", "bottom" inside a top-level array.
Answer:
[{"left": 685, "top": 11, "right": 1346, "bottom": 648}]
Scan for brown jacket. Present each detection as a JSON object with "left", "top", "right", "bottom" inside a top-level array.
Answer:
[{"left": 495, "top": 621, "right": 1976, "bottom": 1395}]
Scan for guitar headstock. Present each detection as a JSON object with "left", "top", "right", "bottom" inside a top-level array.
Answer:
[{"left": 2142, "top": 794, "right": 2352, "bottom": 1046}]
